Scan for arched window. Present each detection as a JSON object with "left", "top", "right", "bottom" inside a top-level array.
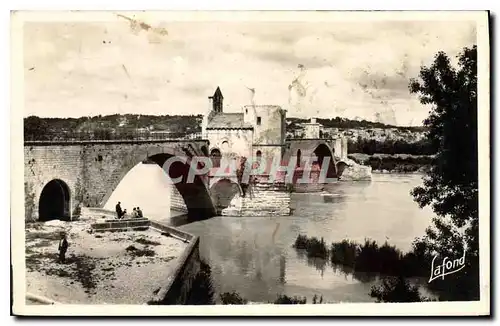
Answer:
[
  {"left": 210, "top": 148, "right": 222, "bottom": 168},
  {"left": 221, "top": 140, "right": 230, "bottom": 152},
  {"left": 296, "top": 149, "right": 302, "bottom": 167},
  {"left": 201, "top": 145, "right": 209, "bottom": 157}
]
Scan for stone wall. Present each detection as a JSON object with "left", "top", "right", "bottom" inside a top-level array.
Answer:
[
  {"left": 24, "top": 145, "right": 84, "bottom": 221},
  {"left": 221, "top": 183, "right": 291, "bottom": 216},
  {"left": 24, "top": 141, "right": 214, "bottom": 221},
  {"left": 90, "top": 218, "right": 150, "bottom": 232},
  {"left": 148, "top": 221, "right": 200, "bottom": 305},
  {"left": 80, "top": 207, "right": 117, "bottom": 220},
  {"left": 205, "top": 128, "right": 253, "bottom": 159},
  {"left": 170, "top": 186, "right": 188, "bottom": 213},
  {"left": 252, "top": 105, "right": 286, "bottom": 146},
  {"left": 291, "top": 170, "right": 325, "bottom": 193}
]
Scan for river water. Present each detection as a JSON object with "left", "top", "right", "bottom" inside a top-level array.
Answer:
[{"left": 104, "top": 164, "right": 434, "bottom": 303}]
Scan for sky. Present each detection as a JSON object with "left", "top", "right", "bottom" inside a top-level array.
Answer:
[{"left": 22, "top": 13, "right": 477, "bottom": 126}]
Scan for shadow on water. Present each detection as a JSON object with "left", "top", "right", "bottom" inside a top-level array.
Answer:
[
  {"left": 168, "top": 213, "right": 191, "bottom": 227},
  {"left": 297, "top": 248, "right": 378, "bottom": 284},
  {"left": 296, "top": 249, "right": 328, "bottom": 276},
  {"left": 321, "top": 194, "right": 343, "bottom": 204},
  {"left": 167, "top": 211, "right": 216, "bottom": 228},
  {"left": 332, "top": 265, "right": 378, "bottom": 283}
]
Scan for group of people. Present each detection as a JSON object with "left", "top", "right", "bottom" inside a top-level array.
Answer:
[
  {"left": 57, "top": 202, "right": 144, "bottom": 264},
  {"left": 115, "top": 201, "right": 144, "bottom": 219}
]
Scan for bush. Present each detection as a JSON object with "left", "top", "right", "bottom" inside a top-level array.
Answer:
[
  {"left": 220, "top": 291, "right": 248, "bottom": 305},
  {"left": 273, "top": 294, "right": 307, "bottom": 304},
  {"left": 370, "top": 276, "right": 429, "bottom": 303},
  {"left": 312, "top": 294, "right": 324, "bottom": 304},
  {"left": 400, "top": 237, "right": 432, "bottom": 277},
  {"left": 330, "top": 240, "right": 358, "bottom": 267},
  {"left": 293, "top": 234, "right": 309, "bottom": 250},
  {"left": 376, "top": 242, "right": 404, "bottom": 275},
  {"left": 355, "top": 239, "right": 380, "bottom": 272},
  {"left": 295, "top": 235, "right": 430, "bottom": 278},
  {"left": 293, "top": 234, "right": 328, "bottom": 259}
]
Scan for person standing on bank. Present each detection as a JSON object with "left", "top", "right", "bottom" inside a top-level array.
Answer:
[
  {"left": 115, "top": 201, "right": 122, "bottom": 219},
  {"left": 58, "top": 233, "right": 69, "bottom": 263}
]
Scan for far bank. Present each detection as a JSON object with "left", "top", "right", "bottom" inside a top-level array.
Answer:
[{"left": 348, "top": 153, "right": 433, "bottom": 174}]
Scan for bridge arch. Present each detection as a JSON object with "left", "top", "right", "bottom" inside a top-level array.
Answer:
[
  {"left": 38, "top": 179, "right": 71, "bottom": 221},
  {"left": 313, "top": 143, "right": 337, "bottom": 178},
  {"left": 101, "top": 145, "right": 216, "bottom": 220},
  {"left": 335, "top": 160, "right": 350, "bottom": 178},
  {"left": 210, "top": 148, "right": 222, "bottom": 168},
  {"left": 209, "top": 178, "right": 242, "bottom": 213}
]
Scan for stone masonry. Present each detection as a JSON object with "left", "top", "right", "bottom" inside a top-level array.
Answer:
[
  {"left": 221, "top": 183, "right": 291, "bottom": 217},
  {"left": 24, "top": 140, "right": 215, "bottom": 221}
]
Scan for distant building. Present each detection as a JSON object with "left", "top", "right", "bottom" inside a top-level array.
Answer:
[{"left": 303, "top": 118, "right": 322, "bottom": 139}]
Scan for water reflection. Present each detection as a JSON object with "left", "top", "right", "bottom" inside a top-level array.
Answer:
[
  {"left": 181, "top": 174, "right": 432, "bottom": 303},
  {"left": 112, "top": 166, "right": 433, "bottom": 303},
  {"left": 295, "top": 250, "right": 327, "bottom": 277}
]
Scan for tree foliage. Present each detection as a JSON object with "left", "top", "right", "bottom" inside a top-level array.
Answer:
[
  {"left": 370, "top": 276, "right": 430, "bottom": 303},
  {"left": 409, "top": 45, "right": 479, "bottom": 300},
  {"left": 24, "top": 116, "right": 50, "bottom": 140}
]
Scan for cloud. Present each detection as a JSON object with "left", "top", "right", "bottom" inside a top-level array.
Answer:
[{"left": 23, "top": 19, "right": 477, "bottom": 125}]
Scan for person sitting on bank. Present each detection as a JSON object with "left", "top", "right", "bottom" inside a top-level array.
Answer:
[
  {"left": 121, "top": 209, "right": 127, "bottom": 219},
  {"left": 58, "top": 233, "right": 69, "bottom": 263},
  {"left": 115, "top": 201, "right": 123, "bottom": 219},
  {"left": 137, "top": 207, "right": 143, "bottom": 218},
  {"left": 131, "top": 207, "right": 138, "bottom": 219}
]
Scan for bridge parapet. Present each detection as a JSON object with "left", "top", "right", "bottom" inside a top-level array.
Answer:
[{"left": 24, "top": 139, "right": 209, "bottom": 146}]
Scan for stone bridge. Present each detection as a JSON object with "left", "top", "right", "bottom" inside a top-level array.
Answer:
[
  {"left": 284, "top": 138, "right": 349, "bottom": 177},
  {"left": 24, "top": 137, "right": 355, "bottom": 222},
  {"left": 24, "top": 139, "right": 217, "bottom": 222}
]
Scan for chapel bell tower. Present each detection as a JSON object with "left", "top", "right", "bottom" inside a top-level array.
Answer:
[{"left": 209, "top": 86, "right": 223, "bottom": 113}]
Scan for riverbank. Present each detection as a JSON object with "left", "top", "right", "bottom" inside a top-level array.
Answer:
[
  {"left": 348, "top": 153, "right": 433, "bottom": 173},
  {"left": 25, "top": 219, "right": 187, "bottom": 304},
  {"left": 108, "top": 171, "right": 435, "bottom": 303}
]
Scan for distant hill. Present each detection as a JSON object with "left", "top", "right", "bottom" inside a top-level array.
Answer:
[
  {"left": 24, "top": 114, "right": 431, "bottom": 155},
  {"left": 24, "top": 114, "right": 424, "bottom": 137},
  {"left": 24, "top": 114, "right": 203, "bottom": 141}
]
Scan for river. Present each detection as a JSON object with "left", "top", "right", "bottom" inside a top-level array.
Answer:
[{"left": 104, "top": 164, "right": 434, "bottom": 303}]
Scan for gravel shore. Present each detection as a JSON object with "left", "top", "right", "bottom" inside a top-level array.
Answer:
[{"left": 25, "top": 219, "right": 187, "bottom": 304}]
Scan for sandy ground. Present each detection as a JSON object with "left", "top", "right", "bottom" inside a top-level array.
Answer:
[{"left": 25, "top": 219, "right": 187, "bottom": 304}]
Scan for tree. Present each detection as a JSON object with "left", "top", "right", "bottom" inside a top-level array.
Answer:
[
  {"left": 409, "top": 45, "right": 479, "bottom": 300},
  {"left": 24, "top": 116, "right": 50, "bottom": 140}
]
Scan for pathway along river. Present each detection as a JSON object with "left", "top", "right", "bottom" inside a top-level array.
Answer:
[{"left": 105, "top": 164, "right": 435, "bottom": 303}]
